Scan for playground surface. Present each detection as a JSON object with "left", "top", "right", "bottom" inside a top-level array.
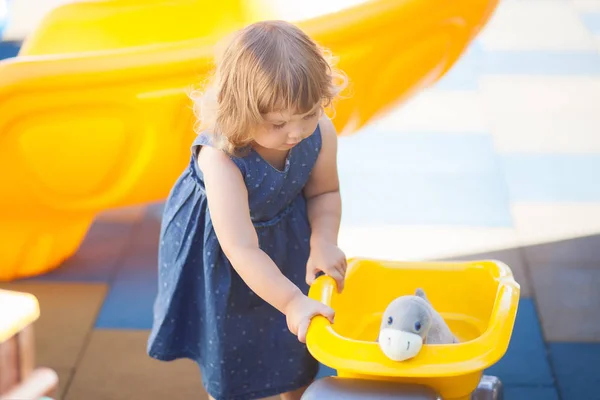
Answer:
[{"left": 1, "top": 0, "right": 600, "bottom": 399}]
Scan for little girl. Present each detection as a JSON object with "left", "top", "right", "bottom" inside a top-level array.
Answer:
[{"left": 147, "top": 20, "right": 348, "bottom": 400}]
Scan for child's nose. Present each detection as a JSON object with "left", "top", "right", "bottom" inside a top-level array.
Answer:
[{"left": 288, "top": 131, "right": 302, "bottom": 142}]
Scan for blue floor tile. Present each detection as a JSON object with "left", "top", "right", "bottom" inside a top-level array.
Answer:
[
  {"left": 95, "top": 254, "right": 157, "bottom": 329},
  {"left": 482, "top": 51, "right": 600, "bottom": 75},
  {"left": 338, "top": 133, "right": 512, "bottom": 227},
  {"left": 429, "top": 44, "right": 600, "bottom": 88},
  {"left": 433, "top": 43, "right": 483, "bottom": 90},
  {"left": 502, "top": 154, "right": 600, "bottom": 202},
  {"left": 95, "top": 268, "right": 157, "bottom": 329},
  {"left": 504, "top": 385, "right": 560, "bottom": 400},
  {"left": 485, "top": 299, "right": 555, "bottom": 386},
  {"left": 580, "top": 12, "right": 600, "bottom": 34},
  {"left": 549, "top": 343, "right": 600, "bottom": 400},
  {"left": 0, "top": 40, "right": 19, "bottom": 60},
  {"left": 94, "top": 217, "right": 159, "bottom": 329},
  {"left": 340, "top": 171, "right": 512, "bottom": 227},
  {"left": 339, "top": 132, "right": 499, "bottom": 174},
  {"left": 316, "top": 363, "right": 337, "bottom": 379}
]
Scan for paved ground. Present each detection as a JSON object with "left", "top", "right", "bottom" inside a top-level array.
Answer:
[{"left": 1, "top": 0, "right": 600, "bottom": 399}]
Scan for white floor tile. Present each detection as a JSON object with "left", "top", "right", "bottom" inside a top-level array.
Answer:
[
  {"left": 0, "top": 1, "right": 7, "bottom": 33},
  {"left": 338, "top": 225, "right": 520, "bottom": 261},
  {"left": 3, "top": 0, "right": 76, "bottom": 40},
  {"left": 570, "top": 0, "right": 600, "bottom": 13},
  {"left": 367, "top": 89, "right": 489, "bottom": 133},
  {"left": 481, "top": 75, "right": 600, "bottom": 116},
  {"left": 481, "top": 76, "right": 600, "bottom": 153},
  {"left": 478, "top": 0, "right": 597, "bottom": 51},
  {"left": 488, "top": 110, "right": 600, "bottom": 153},
  {"left": 513, "top": 202, "right": 600, "bottom": 246}
]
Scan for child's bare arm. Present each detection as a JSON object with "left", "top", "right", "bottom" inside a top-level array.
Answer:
[
  {"left": 303, "top": 116, "right": 346, "bottom": 291},
  {"left": 303, "top": 116, "right": 342, "bottom": 246},
  {"left": 198, "top": 147, "right": 302, "bottom": 314}
]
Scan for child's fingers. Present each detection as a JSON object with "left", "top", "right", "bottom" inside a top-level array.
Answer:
[
  {"left": 337, "top": 257, "right": 348, "bottom": 292},
  {"left": 338, "top": 260, "right": 348, "bottom": 288},
  {"left": 319, "top": 304, "right": 335, "bottom": 323},
  {"left": 336, "top": 260, "right": 346, "bottom": 278},
  {"left": 305, "top": 259, "right": 318, "bottom": 285},
  {"left": 335, "top": 273, "right": 345, "bottom": 293},
  {"left": 297, "top": 304, "right": 335, "bottom": 342},
  {"left": 286, "top": 316, "right": 297, "bottom": 336},
  {"left": 341, "top": 257, "right": 348, "bottom": 273},
  {"left": 327, "top": 268, "right": 345, "bottom": 293},
  {"left": 307, "top": 261, "right": 345, "bottom": 291},
  {"left": 317, "top": 264, "right": 343, "bottom": 292},
  {"left": 297, "top": 319, "right": 310, "bottom": 343},
  {"left": 305, "top": 267, "right": 317, "bottom": 286}
]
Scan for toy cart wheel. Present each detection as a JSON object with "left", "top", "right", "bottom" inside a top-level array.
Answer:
[
  {"left": 471, "top": 375, "right": 503, "bottom": 400},
  {"left": 301, "top": 376, "right": 441, "bottom": 399},
  {"left": 301, "top": 375, "right": 503, "bottom": 400}
]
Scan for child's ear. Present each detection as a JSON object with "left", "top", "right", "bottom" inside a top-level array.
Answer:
[{"left": 415, "top": 288, "right": 430, "bottom": 304}]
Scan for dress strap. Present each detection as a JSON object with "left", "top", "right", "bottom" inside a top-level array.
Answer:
[
  {"left": 190, "top": 131, "right": 217, "bottom": 156},
  {"left": 189, "top": 132, "right": 247, "bottom": 179}
]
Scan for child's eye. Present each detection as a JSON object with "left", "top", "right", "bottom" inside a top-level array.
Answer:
[
  {"left": 273, "top": 123, "right": 286, "bottom": 130},
  {"left": 303, "top": 112, "right": 317, "bottom": 120}
]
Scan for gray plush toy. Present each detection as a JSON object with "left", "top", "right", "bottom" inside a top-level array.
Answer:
[{"left": 378, "top": 288, "right": 459, "bottom": 361}]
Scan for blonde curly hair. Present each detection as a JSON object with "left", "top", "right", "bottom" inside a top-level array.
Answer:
[{"left": 190, "top": 20, "right": 348, "bottom": 155}]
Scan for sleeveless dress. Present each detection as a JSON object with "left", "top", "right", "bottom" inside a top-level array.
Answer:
[{"left": 147, "top": 125, "right": 323, "bottom": 400}]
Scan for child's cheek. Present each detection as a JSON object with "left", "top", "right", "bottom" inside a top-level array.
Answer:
[{"left": 254, "top": 132, "right": 282, "bottom": 149}]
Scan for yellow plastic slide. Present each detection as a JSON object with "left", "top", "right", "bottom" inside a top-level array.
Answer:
[{"left": 0, "top": 0, "right": 498, "bottom": 280}]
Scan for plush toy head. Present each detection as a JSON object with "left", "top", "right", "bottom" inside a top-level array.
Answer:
[{"left": 378, "top": 288, "right": 458, "bottom": 362}]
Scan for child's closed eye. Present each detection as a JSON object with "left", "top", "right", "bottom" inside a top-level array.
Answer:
[
  {"left": 272, "top": 111, "right": 317, "bottom": 130},
  {"left": 303, "top": 111, "right": 317, "bottom": 120}
]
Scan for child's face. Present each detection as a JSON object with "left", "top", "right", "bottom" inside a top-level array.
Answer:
[{"left": 254, "top": 104, "right": 322, "bottom": 151}]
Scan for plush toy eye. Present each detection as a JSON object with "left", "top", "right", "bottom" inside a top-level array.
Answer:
[
  {"left": 414, "top": 321, "right": 422, "bottom": 331},
  {"left": 387, "top": 316, "right": 394, "bottom": 325}
]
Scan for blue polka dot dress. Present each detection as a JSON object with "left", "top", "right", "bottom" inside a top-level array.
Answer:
[{"left": 147, "top": 125, "right": 323, "bottom": 400}]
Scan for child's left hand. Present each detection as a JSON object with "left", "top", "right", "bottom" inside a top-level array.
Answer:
[{"left": 306, "top": 239, "right": 347, "bottom": 292}]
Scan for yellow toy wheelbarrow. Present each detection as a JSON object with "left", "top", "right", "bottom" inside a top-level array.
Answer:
[{"left": 303, "top": 258, "right": 520, "bottom": 400}]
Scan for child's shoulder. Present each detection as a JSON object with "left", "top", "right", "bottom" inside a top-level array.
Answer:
[
  {"left": 315, "top": 115, "right": 338, "bottom": 154},
  {"left": 197, "top": 146, "right": 236, "bottom": 176},
  {"left": 318, "top": 115, "right": 336, "bottom": 136},
  {"left": 296, "top": 115, "right": 335, "bottom": 154},
  {"left": 193, "top": 132, "right": 248, "bottom": 177}
]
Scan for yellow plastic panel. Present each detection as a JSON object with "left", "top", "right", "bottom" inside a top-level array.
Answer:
[
  {"left": 17, "top": 107, "right": 132, "bottom": 198},
  {"left": 0, "top": 0, "right": 498, "bottom": 280},
  {"left": 18, "top": 0, "right": 263, "bottom": 55},
  {"left": 306, "top": 259, "right": 520, "bottom": 400}
]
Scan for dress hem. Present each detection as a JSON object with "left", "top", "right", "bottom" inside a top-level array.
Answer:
[
  {"left": 148, "top": 349, "right": 200, "bottom": 363},
  {"left": 149, "top": 350, "right": 318, "bottom": 400},
  {"left": 206, "top": 373, "right": 318, "bottom": 400}
]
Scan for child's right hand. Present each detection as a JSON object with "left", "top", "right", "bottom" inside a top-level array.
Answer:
[{"left": 285, "top": 293, "right": 335, "bottom": 343}]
